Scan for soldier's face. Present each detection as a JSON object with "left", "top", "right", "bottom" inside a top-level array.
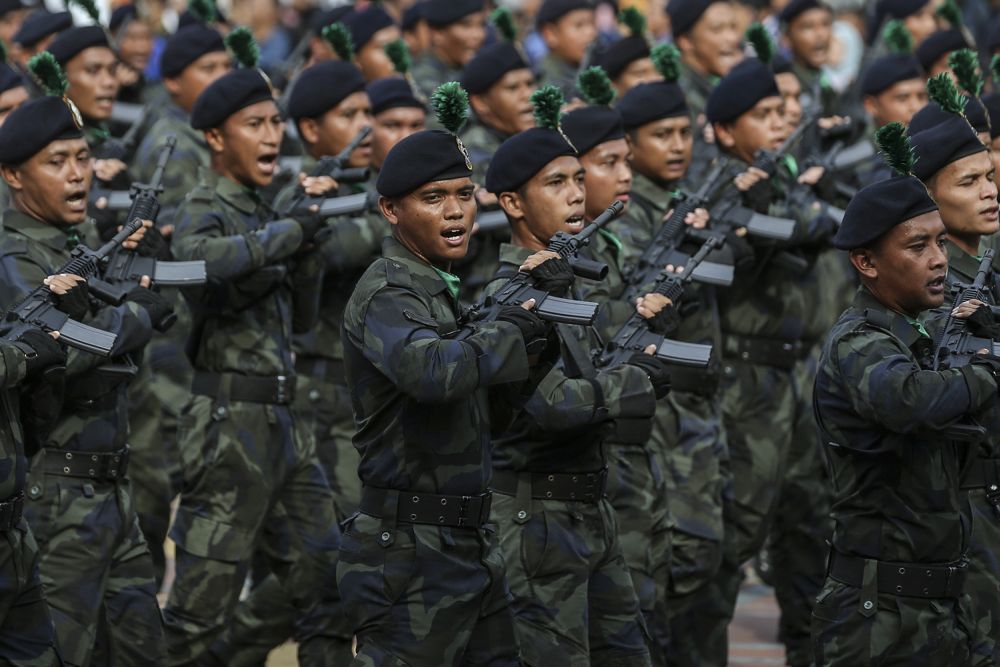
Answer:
[
  {"left": 472, "top": 68, "right": 536, "bottom": 136},
  {"left": 0, "top": 8, "right": 29, "bottom": 47},
  {"left": 3, "top": 138, "right": 93, "bottom": 226},
  {"left": 207, "top": 99, "right": 285, "bottom": 188},
  {"left": 864, "top": 80, "right": 928, "bottom": 128},
  {"left": 504, "top": 156, "right": 586, "bottom": 246},
  {"left": 677, "top": 2, "right": 743, "bottom": 78},
  {"left": 166, "top": 51, "right": 232, "bottom": 114},
  {"left": 372, "top": 106, "right": 426, "bottom": 169},
  {"left": 65, "top": 46, "right": 119, "bottom": 122},
  {"left": 118, "top": 20, "right": 154, "bottom": 72},
  {"left": 0, "top": 85, "right": 28, "bottom": 127},
  {"left": 301, "top": 91, "right": 373, "bottom": 168},
  {"left": 614, "top": 57, "right": 660, "bottom": 96},
  {"left": 629, "top": 115, "right": 693, "bottom": 184},
  {"left": 542, "top": 9, "right": 596, "bottom": 67},
  {"left": 431, "top": 12, "right": 486, "bottom": 67},
  {"left": 991, "top": 138, "right": 1000, "bottom": 188},
  {"left": 380, "top": 177, "right": 477, "bottom": 267},
  {"left": 852, "top": 211, "right": 948, "bottom": 316},
  {"left": 579, "top": 138, "right": 632, "bottom": 220},
  {"left": 357, "top": 26, "right": 402, "bottom": 81},
  {"left": 715, "top": 95, "right": 786, "bottom": 164},
  {"left": 927, "top": 151, "right": 999, "bottom": 242},
  {"left": 785, "top": 8, "right": 832, "bottom": 69},
  {"left": 904, "top": 2, "right": 937, "bottom": 46},
  {"left": 775, "top": 72, "right": 803, "bottom": 135}
]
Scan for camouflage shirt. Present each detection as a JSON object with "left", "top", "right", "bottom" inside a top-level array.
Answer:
[
  {"left": 536, "top": 53, "right": 578, "bottom": 100},
  {"left": 461, "top": 120, "right": 508, "bottom": 187},
  {"left": 814, "top": 287, "right": 1000, "bottom": 563},
  {"left": 341, "top": 236, "right": 530, "bottom": 495},
  {"left": 172, "top": 168, "right": 319, "bottom": 376},
  {"left": 0, "top": 209, "right": 155, "bottom": 453},
  {"left": 0, "top": 341, "right": 28, "bottom": 501},
  {"left": 411, "top": 51, "right": 462, "bottom": 100}
]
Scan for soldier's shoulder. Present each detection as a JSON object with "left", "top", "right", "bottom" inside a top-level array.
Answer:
[{"left": 0, "top": 227, "right": 27, "bottom": 257}]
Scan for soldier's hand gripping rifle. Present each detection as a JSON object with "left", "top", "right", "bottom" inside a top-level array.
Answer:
[
  {"left": 284, "top": 126, "right": 372, "bottom": 218},
  {"left": 466, "top": 201, "right": 625, "bottom": 326},
  {"left": 597, "top": 235, "right": 718, "bottom": 370},
  {"left": 2, "top": 219, "right": 147, "bottom": 355},
  {"left": 98, "top": 136, "right": 206, "bottom": 331}
]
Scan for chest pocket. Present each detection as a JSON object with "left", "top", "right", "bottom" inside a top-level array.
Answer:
[{"left": 403, "top": 308, "right": 459, "bottom": 337}]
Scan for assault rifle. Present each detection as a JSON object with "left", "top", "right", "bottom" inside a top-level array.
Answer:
[
  {"left": 99, "top": 136, "right": 206, "bottom": 330},
  {"left": 2, "top": 219, "right": 145, "bottom": 355},
  {"left": 98, "top": 103, "right": 149, "bottom": 161},
  {"left": 466, "top": 201, "right": 625, "bottom": 326},
  {"left": 285, "top": 126, "right": 372, "bottom": 217},
  {"left": 597, "top": 236, "right": 718, "bottom": 370}
]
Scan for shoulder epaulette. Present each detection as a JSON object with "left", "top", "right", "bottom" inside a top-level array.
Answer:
[
  {"left": 862, "top": 308, "right": 893, "bottom": 333},
  {"left": 0, "top": 234, "right": 29, "bottom": 257},
  {"left": 384, "top": 258, "right": 412, "bottom": 287},
  {"left": 189, "top": 185, "right": 215, "bottom": 204}
]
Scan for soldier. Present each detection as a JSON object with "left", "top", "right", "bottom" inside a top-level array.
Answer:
[
  {"left": 870, "top": 0, "right": 937, "bottom": 48},
  {"left": 343, "top": 5, "right": 401, "bottom": 81},
  {"left": 10, "top": 11, "right": 71, "bottom": 71},
  {"left": 163, "top": 33, "right": 347, "bottom": 666},
  {"left": 777, "top": 0, "right": 836, "bottom": 116},
  {"left": 534, "top": 0, "right": 596, "bottom": 99},
  {"left": 410, "top": 0, "right": 485, "bottom": 96},
  {"left": 367, "top": 75, "right": 427, "bottom": 173},
  {"left": 589, "top": 8, "right": 658, "bottom": 97},
  {"left": 109, "top": 4, "right": 158, "bottom": 108},
  {"left": 338, "top": 82, "right": 547, "bottom": 665},
  {"left": 0, "top": 0, "right": 30, "bottom": 48},
  {"left": 0, "top": 48, "right": 27, "bottom": 213},
  {"left": 811, "top": 168, "right": 998, "bottom": 667},
  {"left": 0, "top": 326, "right": 65, "bottom": 667},
  {"left": 0, "top": 55, "right": 168, "bottom": 666},
  {"left": 401, "top": 0, "right": 430, "bottom": 58},
  {"left": 915, "top": 28, "right": 970, "bottom": 77}
]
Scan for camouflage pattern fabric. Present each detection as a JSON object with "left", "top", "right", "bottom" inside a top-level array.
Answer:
[
  {"left": 0, "top": 521, "right": 62, "bottom": 667},
  {"left": 461, "top": 120, "right": 507, "bottom": 187},
  {"left": 410, "top": 52, "right": 461, "bottom": 103},
  {"left": 535, "top": 53, "right": 578, "bottom": 101}
]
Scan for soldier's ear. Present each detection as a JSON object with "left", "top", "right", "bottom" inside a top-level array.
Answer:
[
  {"left": 0, "top": 164, "right": 21, "bottom": 191},
  {"left": 379, "top": 195, "right": 400, "bottom": 226},
  {"left": 204, "top": 127, "right": 225, "bottom": 154},
  {"left": 498, "top": 191, "right": 523, "bottom": 222},
  {"left": 298, "top": 118, "right": 320, "bottom": 147},
  {"left": 862, "top": 95, "right": 878, "bottom": 121},
  {"left": 849, "top": 248, "right": 878, "bottom": 280},
  {"left": 713, "top": 123, "right": 735, "bottom": 150}
]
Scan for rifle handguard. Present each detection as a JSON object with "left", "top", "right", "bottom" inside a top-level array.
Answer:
[{"left": 569, "top": 256, "right": 608, "bottom": 281}]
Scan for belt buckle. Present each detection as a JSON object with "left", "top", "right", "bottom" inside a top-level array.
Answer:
[
  {"left": 457, "top": 495, "right": 471, "bottom": 527},
  {"left": 276, "top": 375, "right": 289, "bottom": 403}
]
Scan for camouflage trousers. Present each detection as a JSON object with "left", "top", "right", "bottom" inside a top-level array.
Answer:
[
  {"left": 811, "top": 577, "right": 992, "bottom": 666},
  {"left": 338, "top": 509, "right": 520, "bottom": 666},
  {"left": 604, "top": 442, "right": 672, "bottom": 666},
  {"left": 162, "top": 395, "right": 344, "bottom": 667},
  {"left": 492, "top": 490, "right": 652, "bottom": 666},
  {"left": 24, "top": 456, "right": 164, "bottom": 667},
  {"left": 0, "top": 520, "right": 61, "bottom": 666},
  {"left": 650, "top": 391, "right": 727, "bottom": 667},
  {"left": 964, "top": 481, "right": 1000, "bottom": 664}
]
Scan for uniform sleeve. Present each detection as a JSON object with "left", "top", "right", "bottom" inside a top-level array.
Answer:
[
  {"left": 317, "top": 212, "right": 387, "bottom": 275},
  {"left": 522, "top": 363, "right": 655, "bottom": 430},
  {"left": 834, "top": 328, "right": 999, "bottom": 433},
  {"left": 354, "top": 285, "right": 529, "bottom": 403},
  {"left": 0, "top": 340, "right": 26, "bottom": 390},
  {"left": 137, "top": 134, "right": 204, "bottom": 229},
  {"left": 172, "top": 202, "right": 303, "bottom": 280},
  {"left": 769, "top": 185, "right": 838, "bottom": 248}
]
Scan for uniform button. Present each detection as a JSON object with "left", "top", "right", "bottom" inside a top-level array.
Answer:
[
  {"left": 308, "top": 389, "right": 321, "bottom": 401},
  {"left": 380, "top": 531, "right": 390, "bottom": 541},
  {"left": 29, "top": 485, "right": 40, "bottom": 497},
  {"left": 215, "top": 406, "right": 227, "bottom": 418},
  {"left": 516, "top": 510, "right": 527, "bottom": 520},
  {"left": 863, "top": 600, "right": 873, "bottom": 610}
]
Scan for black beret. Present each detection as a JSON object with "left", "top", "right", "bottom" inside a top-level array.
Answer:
[
  {"left": 377, "top": 129, "right": 473, "bottom": 197},
  {"left": 178, "top": 5, "right": 228, "bottom": 28},
  {"left": 14, "top": 11, "right": 72, "bottom": 48},
  {"left": 779, "top": 0, "right": 828, "bottom": 24},
  {"left": 109, "top": 4, "right": 136, "bottom": 33},
  {"left": 344, "top": 6, "right": 396, "bottom": 52},
  {"left": 47, "top": 26, "right": 110, "bottom": 66},
  {"left": 859, "top": 53, "right": 922, "bottom": 96},
  {"left": 833, "top": 176, "right": 938, "bottom": 249},
  {"left": 160, "top": 24, "right": 226, "bottom": 78},
  {"left": 0, "top": 96, "right": 82, "bottom": 164},
  {"left": 617, "top": 80, "right": 688, "bottom": 128},
  {"left": 909, "top": 101, "right": 989, "bottom": 135},
  {"left": 486, "top": 127, "right": 576, "bottom": 193},
  {"left": 870, "top": 0, "right": 930, "bottom": 37},
  {"left": 190, "top": 68, "right": 274, "bottom": 130},
  {"left": 771, "top": 52, "right": 793, "bottom": 74},
  {"left": 667, "top": 0, "right": 715, "bottom": 38},
  {"left": 589, "top": 35, "right": 650, "bottom": 81},
  {"left": 909, "top": 114, "right": 987, "bottom": 180},
  {"left": 0, "top": 0, "right": 26, "bottom": 18},
  {"left": 308, "top": 6, "right": 351, "bottom": 34},
  {"left": 423, "top": 0, "right": 482, "bottom": 28},
  {"left": 914, "top": 29, "right": 968, "bottom": 72},
  {"left": 402, "top": 1, "right": 426, "bottom": 31},
  {"left": 460, "top": 42, "right": 530, "bottom": 95},
  {"left": 563, "top": 106, "right": 624, "bottom": 155},
  {"left": 0, "top": 63, "right": 24, "bottom": 95},
  {"left": 368, "top": 76, "right": 425, "bottom": 114},
  {"left": 983, "top": 93, "right": 1000, "bottom": 139},
  {"left": 536, "top": 0, "right": 593, "bottom": 27},
  {"left": 287, "top": 60, "right": 366, "bottom": 120},
  {"left": 706, "top": 58, "right": 779, "bottom": 124}
]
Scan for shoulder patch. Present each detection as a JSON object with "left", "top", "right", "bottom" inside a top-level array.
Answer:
[{"left": 384, "top": 259, "right": 412, "bottom": 288}]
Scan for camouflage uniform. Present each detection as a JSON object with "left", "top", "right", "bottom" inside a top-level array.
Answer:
[
  {"left": 0, "top": 209, "right": 165, "bottom": 667},
  {"left": 339, "top": 236, "right": 531, "bottom": 665},
  {"left": 410, "top": 52, "right": 462, "bottom": 101},
  {"left": 535, "top": 53, "right": 578, "bottom": 100},
  {"left": 164, "top": 169, "right": 348, "bottom": 666},
  {"left": 676, "top": 64, "right": 718, "bottom": 183},
  {"left": 126, "top": 101, "right": 206, "bottom": 583},
  {"left": 792, "top": 61, "right": 839, "bottom": 118},
  {"left": 811, "top": 286, "right": 998, "bottom": 667},
  {"left": 487, "top": 242, "right": 656, "bottom": 666},
  {"left": 0, "top": 339, "right": 61, "bottom": 667},
  {"left": 619, "top": 172, "right": 729, "bottom": 667}
]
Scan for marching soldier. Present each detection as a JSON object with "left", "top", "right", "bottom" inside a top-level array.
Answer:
[
  {"left": 410, "top": 0, "right": 485, "bottom": 96},
  {"left": 342, "top": 5, "right": 401, "bottom": 81},
  {"left": 533, "top": 0, "right": 595, "bottom": 100},
  {"left": 367, "top": 75, "right": 427, "bottom": 173}
]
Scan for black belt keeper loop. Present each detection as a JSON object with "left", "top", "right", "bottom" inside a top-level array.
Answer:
[
  {"left": 378, "top": 488, "right": 398, "bottom": 547},
  {"left": 514, "top": 474, "right": 532, "bottom": 525}
]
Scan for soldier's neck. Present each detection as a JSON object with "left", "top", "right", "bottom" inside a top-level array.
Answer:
[
  {"left": 511, "top": 223, "right": 547, "bottom": 252},
  {"left": 948, "top": 232, "right": 980, "bottom": 258}
]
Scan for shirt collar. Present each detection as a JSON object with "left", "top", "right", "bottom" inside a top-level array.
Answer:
[
  {"left": 945, "top": 238, "right": 983, "bottom": 285},
  {"left": 382, "top": 236, "right": 453, "bottom": 297},
  {"left": 853, "top": 287, "right": 929, "bottom": 347},
  {"left": 630, "top": 171, "right": 672, "bottom": 212},
  {"left": 200, "top": 168, "right": 261, "bottom": 215},
  {"left": 2, "top": 208, "right": 71, "bottom": 252}
]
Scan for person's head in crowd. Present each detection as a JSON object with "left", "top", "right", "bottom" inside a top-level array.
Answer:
[
  {"left": 344, "top": 5, "right": 402, "bottom": 81},
  {"left": 402, "top": 1, "right": 431, "bottom": 56},
  {"left": 48, "top": 24, "right": 118, "bottom": 124},
  {"left": 860, "top": 21, "right": 927, "bottom": 128},
  {"left": 0, "top": 43, "right": 26, "bottom": 128},
  {"left": 367, "top": 75, "right": 426, "bottom": 170},
  {"left": 706, "top": 24, "right": 785, "bottom": 164},
  {"left": 537, "top": 0, "right": 596, "bottom": 68},
  {"left": 872, "top": 0, "right": 936, "bottom": 47},
  {"left": 771, "top": 54, "right": 803, "bottom": 133},
  {"left": 12, "top": 11, "right": 72, "bottom": 66},
  {"left": 160, "top": 0, "right": 231, "bottom": 115},
  {"left": 914, "top": 28, "right": 968, "bottom": 77},
  {"left": 423, "top": 0, "right": 486, "bottom": 68},
  {"left": 110, "top": 4, "right": 154, "bottom": 75},
  {"left": 590, "top": 7, "right": 658, "bottom": 96},
  {"left": 461, "top": 7, "right": 536, "bottom": 137},
  {"left": 0, "top": 0, "right": 31, "bottom": 49},
  {"left": 667, "top": 0, "right": 743, "bottom": 79},
  {"left": 779, "top": 0, "right": 833, "bottom": 71},
  {"left": 306, "top": 6, "right": 352, "bottom": 65}
]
